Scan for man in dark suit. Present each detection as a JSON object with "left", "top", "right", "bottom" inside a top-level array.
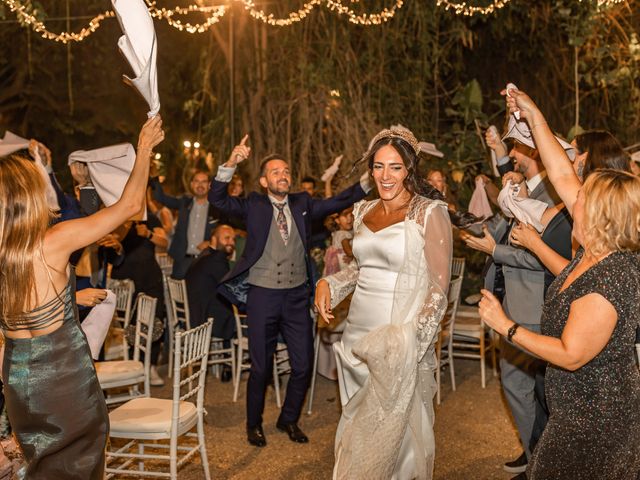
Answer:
[
  {"left": 209, "top": 136, "right": 370, "bottom": 447},
  {"left": 185, "top": 224, "right": 236, "bottom": 335},
  {"left": 185, "top": 223, "right": 237, "bottom": 382},
  {"left": 151, "top": 171, "right": 220, "bottom": 279}
]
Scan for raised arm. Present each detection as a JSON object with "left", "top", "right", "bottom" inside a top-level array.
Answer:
[
  {"left": 150, "top": 177, "right": 182, "bottom": 210},
  {"left": 310, "top": 174, "right": 370, "bottom": 220},
  {"left": 504, "top": 89, "right": 582, "bottom": 215},
  {"left": 208, "top": 136, "right": 251, "bottom": 218},
  {"left": 47, "top": 116, "right": 164, "bottom": 258}
]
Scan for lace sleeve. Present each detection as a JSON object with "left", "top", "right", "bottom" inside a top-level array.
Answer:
[
  {"left": 416, "top": 202, "right": 452, "bottom": 358},
  {"left": 323, "top": 261, "right": 360, "bottom": 309}
]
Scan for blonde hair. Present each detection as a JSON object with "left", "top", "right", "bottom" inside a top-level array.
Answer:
[
  {"left": 0, "top": 155, "right": 53, "bottom": 324},
  {"left": 581, "top": 169, "right": 640, "bottom": 256}
]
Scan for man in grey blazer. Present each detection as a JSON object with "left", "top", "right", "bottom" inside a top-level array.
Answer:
[{"left": 464, "top": 139, "right": 563, "bottom": 478}]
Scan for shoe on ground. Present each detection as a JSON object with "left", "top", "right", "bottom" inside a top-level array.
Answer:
[
  {"left": 247, "top": 425, "right": 267, "bottom": 447},
  {"left": 504, "top": 451, "right": 528, "bottom": 474},
  {"left": 149, "top": 366, "right": 165, "bottom": 387},
  {"left": 276, "top": 421, "right": 309, "bottom": 443}
]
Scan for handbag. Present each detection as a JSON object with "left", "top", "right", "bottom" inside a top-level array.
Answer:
[
  {"left": 125, "top": 318, "right": 165, "bottom": 345},
  {"left": 124, "top": 296, "right": 165, "bottom": 345}
]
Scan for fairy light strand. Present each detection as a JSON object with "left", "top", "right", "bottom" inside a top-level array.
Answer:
[{"left": 0, "top": 0, "right": 629, "bottom": 44}]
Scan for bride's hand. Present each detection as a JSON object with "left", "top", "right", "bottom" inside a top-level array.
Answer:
[{"left": 314, "top": 280, "right": 334, "bottom": 324}]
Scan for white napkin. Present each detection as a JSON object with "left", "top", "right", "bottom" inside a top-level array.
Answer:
[
  {"left": 418, "top": 141, "right": 444, "bottom": 158},
  {"left": 497, "top": 180, "right": 547, "bottom": 233},
  {"left": 502, "top": 112, "right": 575, "bottom": 161},
  {"left": 81, "top": 290, "right": 117, "bottom": 359},
  {"left": 68, "top": 143, "right": 141, "bottom": 215},
  {"left": 321, "top": 155, "right": 343, "bottom": 182},
  {"left": 468, "top": 177, "right": 493, "bottom": 220},
  {"left": 112, "top": 0, "right": 160, "bottom": 117},
  {"left": 0, "top": 131, "right": 60, "bottom": 210}
]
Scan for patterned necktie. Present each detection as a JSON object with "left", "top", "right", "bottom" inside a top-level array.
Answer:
[{"left": 273, "top": 202, "right": 289, "bottom": 245}]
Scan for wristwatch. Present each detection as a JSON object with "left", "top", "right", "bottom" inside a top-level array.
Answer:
[{"left": 507, "top": 323, "right": 520, "bottom": 342}]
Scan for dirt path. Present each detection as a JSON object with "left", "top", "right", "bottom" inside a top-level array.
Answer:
[{"left": 134, "top": 359, "right": 521, "bottom": 479}]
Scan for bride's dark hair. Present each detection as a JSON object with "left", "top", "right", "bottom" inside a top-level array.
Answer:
[{"left": 364, "top": 136, "right": 479, "bottom": 228}]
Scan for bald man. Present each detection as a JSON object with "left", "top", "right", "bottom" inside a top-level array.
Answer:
[{"left": 185, "top": 224, "right": 236, "bottom": 344}]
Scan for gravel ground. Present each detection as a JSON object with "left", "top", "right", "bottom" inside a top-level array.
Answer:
[{"left": 109, "top": 358, "right": 522, "bottom": 479}]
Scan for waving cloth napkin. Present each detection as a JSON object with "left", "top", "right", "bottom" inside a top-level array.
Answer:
[
  {"left": 497, "top": 180, "right": 547, "bottom": 232},
  {"left": 68, "top": 143, "right": 143, "bottom": 219},
  {"left": 0, "top": 131, "right": 60, "bottom": 210},
  {"left": 468, "top": 176, "right": 493, "bottom": 220},
  {"left": 502, "top": 111, "right": 575, "bottom": 161},
  {"left": 112, "top": 0, "right": 160, "bottom": 117}
]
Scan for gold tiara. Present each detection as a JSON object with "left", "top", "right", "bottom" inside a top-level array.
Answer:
[{"left": 368, "top": 127, "right": 420, "bottom": 156}]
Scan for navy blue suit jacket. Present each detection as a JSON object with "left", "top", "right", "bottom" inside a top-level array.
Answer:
[
  {"left": 208, "top": 179, "right": 367, "bottom": 306},
  {"left": 150, "top": 177, "right": 220, "bottom": 261}
]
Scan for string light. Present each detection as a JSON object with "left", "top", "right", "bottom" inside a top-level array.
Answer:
[
  {"left": 436, "top": 0, "right": 512, "bottom": 17},
  {"left": 1, "top": 0, "right": 629, "bottom": 43},
  {"left": 1, "top": 0, "right": 114, "bottom": 43},
  {"left": 324, "top": 0, "right": 404, "bottom": 25},
  {"left": 239, "top": 0, "right": 322, "bottom": 27}
]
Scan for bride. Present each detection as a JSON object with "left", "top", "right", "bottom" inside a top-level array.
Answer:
[{"left": 315, "top": 127, "right": 452, "bottom": 480}]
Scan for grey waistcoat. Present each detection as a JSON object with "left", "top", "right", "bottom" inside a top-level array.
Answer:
[{"left": 247, "top": 215, "right": 307, "bottom": 289}]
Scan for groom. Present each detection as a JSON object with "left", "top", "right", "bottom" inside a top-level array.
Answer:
[{"left": 209, "top": 136, "right": 370, "bottom": 447}]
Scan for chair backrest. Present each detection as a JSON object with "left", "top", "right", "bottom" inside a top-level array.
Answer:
[
  {"left": 233, "top": 305, "right": 248, "bottom": 344},
  {"left": 451, "top": 257, "right": 466, "bottom": 279},
  {"left": 172, "top": 320, "right": 213, "bottom": 431},
  {"left": 155, "top": 253, "right": 174, "bottom": 275},
  {"left": 132, "top": 294, "right": 158, "bottom": 397},
  {"left": 441, "top": 277, "right": 463, "bottom": 340},
  {"left": 107, "top": 278, "right": 135, "bottom": 328},
  {"left": 166, "top": 277, "right": 191, "bottom": 332}
]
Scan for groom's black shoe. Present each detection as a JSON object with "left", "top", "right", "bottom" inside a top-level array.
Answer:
[
  {"left": 276, "top": 421, "right": 309, "bottom": 443},
  {"left": 247, "top": 425, "right": 267, "bottom": 447}
]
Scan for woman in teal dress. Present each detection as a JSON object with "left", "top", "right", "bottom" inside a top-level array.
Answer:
[{"left": 0, "top": 116, "right": 164, "bottom": 479}]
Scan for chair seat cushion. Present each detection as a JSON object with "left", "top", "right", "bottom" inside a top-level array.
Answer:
[
  {"left": 109, "top": 397, "right": 197, "bottom": 436},
  {"left": 95, "top": 360, "right": 144, "bottom": 384}
]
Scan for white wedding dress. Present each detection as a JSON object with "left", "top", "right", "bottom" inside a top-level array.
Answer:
[{"left": 324, "top": 196, "right": 452, "bottom": 480}]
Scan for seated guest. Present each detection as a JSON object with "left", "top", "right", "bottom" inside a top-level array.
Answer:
[{"left": 185, "top": 224, "right": 237, "bottom": 381}]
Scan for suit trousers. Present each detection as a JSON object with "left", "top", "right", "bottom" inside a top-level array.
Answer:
[
  {"left": 245, "top": 284, "right": 314, "bottom": 428},
  {"left": 500, "top": 322, "right": 545, "bottom": 459}
]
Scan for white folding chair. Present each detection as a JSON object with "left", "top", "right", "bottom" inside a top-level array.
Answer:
[
  {"left": 206, "top": 316, "right": 236, "bottom": 383},
  {"left": 96, "top": 294, "right": 157, "bottom": 405},
  {"left": 232, "top": 306, "right": 288, "bottom": 407},
  {"left": 435, "top": 276, "right": 463, "bottom": 405},
  {"left": 155, "top": 253, "right": 174, "bottom": 276},
  {"left": 306, "top": 319, "right": 345, "bottom": 415},
  {"left": 452, "top": 304, "right": 498, "bottom": 388},
  {"left": 166, "top": 278, "right": 191, "bottom": 378},
  {"left": 104, "top": 279, "right": 135, "bottom": 361},
  {"left": 106, "top": 320, "right": 213, "bottom": 480},
  {"left": 166, "top": 278, "right": 234, "bottom": 381},
  {"left": 451, "top": 256, "right": 466, "bottom": 280}
]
